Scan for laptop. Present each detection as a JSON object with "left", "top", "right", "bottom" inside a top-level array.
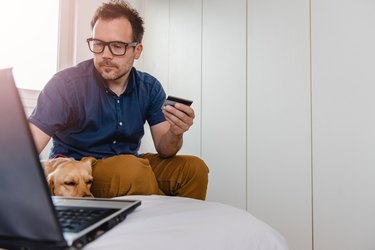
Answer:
[{"left": 0, "top": 68, "right": 141, "bottom": 249}]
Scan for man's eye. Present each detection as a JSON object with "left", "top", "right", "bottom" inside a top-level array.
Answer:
[
  {"left": 93, "top": 42, "right": 105, "bottom": 49},
  {"left": 111, "top": 43, "right": 124, "bottom": 49},
  {"left": 64, "top": 181, "right": 76, "bottom": 186}
]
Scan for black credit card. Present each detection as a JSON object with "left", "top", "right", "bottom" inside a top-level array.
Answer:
[{"left": 163, "top": 95, "right": 193, "bottom": 107}]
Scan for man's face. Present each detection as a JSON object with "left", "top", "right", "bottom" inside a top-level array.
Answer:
[{"left": 92, "top": 17, "right": 142, "bottom": 84}]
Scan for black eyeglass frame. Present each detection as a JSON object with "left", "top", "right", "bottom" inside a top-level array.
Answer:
[{"left": 86, "top": 38, "right": 138, "bottom": 56}]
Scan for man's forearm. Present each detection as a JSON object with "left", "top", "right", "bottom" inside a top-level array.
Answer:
[
  {"left": 29, "top": 123, "right": 51, "bottom": 154},
  {"left": 156, "top": 130, "right": 183, "bottom": 158}
]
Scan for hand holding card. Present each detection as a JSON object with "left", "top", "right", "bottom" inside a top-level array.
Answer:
[
  {"left": 163, "top": 95, "right": 195, "bottom": 136},
  {"left": 163, "top": 95, "right": 193, "bottom": 107}
]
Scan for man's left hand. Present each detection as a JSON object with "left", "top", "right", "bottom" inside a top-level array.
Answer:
[{"left": 162, "top": 103, "right": 195, "bottom": 136}]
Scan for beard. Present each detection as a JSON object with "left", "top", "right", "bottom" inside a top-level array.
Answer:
[{"left": 97, "top": 60, "right": 129, "bottom": 81}]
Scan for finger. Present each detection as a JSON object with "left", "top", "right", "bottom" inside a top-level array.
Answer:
[
  {"left": 164, "top": 115, "right": 185, "bottom": 135},
  {"left": 163, "top": 110, "right": 189, "bottom": 129},
  {"left": 174, "top": 103, "right": 195, "bottom": 119},
  {"left": 163, "top": 107, "right": 191, "bottom": 127},
  {"left": 163, "top": 105, "right": 193, "bottom": 126},
  {"left": 163, "top": 109, "right": 191, "bottom": 130}
]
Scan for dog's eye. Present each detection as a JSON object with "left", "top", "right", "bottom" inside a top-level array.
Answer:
[
  {"left": 86, "top": 180, "right": 93, "bottom": 185},
  {"left": 64, "top": 181, "right": 77, "bottom": 186}
]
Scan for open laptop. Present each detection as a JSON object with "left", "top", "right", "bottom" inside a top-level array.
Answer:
[{"left": 0, "top": 68, "right": 141, "bottom": 249}]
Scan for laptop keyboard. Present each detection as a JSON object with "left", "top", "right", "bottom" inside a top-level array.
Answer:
[{"left": 56, "top": 206, "right": 119, "bottom": 233}]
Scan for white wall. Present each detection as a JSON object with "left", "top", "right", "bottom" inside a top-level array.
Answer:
[
  {"left": 312, "top": 0, "right": 375, "bottom": 249},
  {"left": 201, "top": 0, "right": 247, "bottom": 209},
  {"left": 247, "top": 0, "right": 312, "bottom": 249}
]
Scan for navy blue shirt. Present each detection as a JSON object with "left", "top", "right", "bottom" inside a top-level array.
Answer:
[{"left": 28, "top": 59, "right": 166, "bottom": 159}]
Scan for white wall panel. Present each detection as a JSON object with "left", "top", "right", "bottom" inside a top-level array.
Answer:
[
  {"left": 202, "top": 0, "right": 247, "bottom": 209},
  {"left": 247, "top": 0, "right": 312, "bottom": 249},
  {"left": 137, "top": 0, "right": 170, "bottom": 153},
  {"left": 312, "top": 0, "right": 375, "bottom": 249},
  {"left": 74, "top": 0, "right": 104, "bottom": 63},
  {"left": 136, "top": 0, "right": 169, "bottom": 86},
  {"left": 168, "top": 0, "right": 202, "bottom": 156},
  {"left": 58, "top": 0, "right": 76, "bottom": 70}
]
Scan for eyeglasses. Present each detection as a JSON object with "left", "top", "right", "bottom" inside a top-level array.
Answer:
[{"left": 87, "top": 38, "right": 138, "bottom": 56}]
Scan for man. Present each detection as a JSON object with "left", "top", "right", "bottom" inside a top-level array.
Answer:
[{"left": 29, "top": 0, "right": 208, "bottom": 200}]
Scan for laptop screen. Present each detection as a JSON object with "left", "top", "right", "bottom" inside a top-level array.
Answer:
[{"left": 0, "top": 68, "right": 64, "bottom": 242}]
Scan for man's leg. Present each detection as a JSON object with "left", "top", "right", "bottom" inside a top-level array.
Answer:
[
  {"left": 91, "top": 154, "right": 163, "bottom": 198},
  {"left": 141, "top": 153, "right": 209, "bottom": 200}
]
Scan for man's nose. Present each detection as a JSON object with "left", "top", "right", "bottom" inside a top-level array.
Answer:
[{"left": 102, "top": 45, "right": 113, "bottom": 58}]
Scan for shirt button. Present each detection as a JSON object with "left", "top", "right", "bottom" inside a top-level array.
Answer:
[
  {"left": 113, "top": 140, "right": 117, "bottom": 144},
  {"left": 117, "top": 100, "right": 120, "bottom": 104},
  {"left": 119, "top": 122, "right": 123, "bottom": 126}
]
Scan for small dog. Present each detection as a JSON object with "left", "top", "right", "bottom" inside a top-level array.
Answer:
[{"left": 42, "top": 157, "right": 96, "bottom": 197}]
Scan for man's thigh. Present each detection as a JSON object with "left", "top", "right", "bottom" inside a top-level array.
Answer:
[
  {"left": 91, "top": 154, "right": 163, "bottom": 198},
  {"left": 141, "top": 153, "right": 209, "bottom": 200}
]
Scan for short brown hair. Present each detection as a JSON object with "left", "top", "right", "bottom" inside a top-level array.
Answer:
[{"left": 91, "top": 0, "right": 144, "bottom": 43}]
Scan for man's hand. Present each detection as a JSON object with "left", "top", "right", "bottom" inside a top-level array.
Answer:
[
  {"left": 150, "top": 103, "right": 195, "bottom": 158},
  {"left": 162, "top": 103, "right": 195, "bottom": 136}
]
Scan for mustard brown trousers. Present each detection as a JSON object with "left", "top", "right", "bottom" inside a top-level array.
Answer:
[{"left": 90, "top": 153, "right": 209, "bottom": 200}]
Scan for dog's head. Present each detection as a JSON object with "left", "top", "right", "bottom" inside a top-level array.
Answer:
[{"left": 42, "top": 157, "right": 96, "bottom": 197}]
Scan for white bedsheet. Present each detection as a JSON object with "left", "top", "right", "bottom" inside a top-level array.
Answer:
[{"left": 86, "top": 195, "right": 288, "bottom": 250}]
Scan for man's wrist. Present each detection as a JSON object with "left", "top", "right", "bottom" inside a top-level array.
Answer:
[{"left": 168, "top": 129, "right": 183, "bottom": 140}]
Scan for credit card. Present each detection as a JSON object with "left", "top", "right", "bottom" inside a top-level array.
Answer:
[{"left": 163, "top": 95, "right": 193, "bottom": 107}]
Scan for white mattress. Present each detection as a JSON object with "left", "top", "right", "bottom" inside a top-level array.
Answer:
[{"left": 86, "top": 195, "right": 289, "bottom": 250}]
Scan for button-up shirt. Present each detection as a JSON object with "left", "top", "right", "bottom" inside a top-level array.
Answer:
[{"left": 29, "top": 59, "right": 166, "bottom": 159}]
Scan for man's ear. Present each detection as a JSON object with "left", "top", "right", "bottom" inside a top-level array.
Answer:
[
  {"left": 46, "top": 174, "right": 55, "bottom": 195},
  {"left": 134, "top": 43, "right": 143, "bottom": 60}
]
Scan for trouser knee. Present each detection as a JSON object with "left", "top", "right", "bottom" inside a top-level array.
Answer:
[
  {"left": 91, "top": 155, "right": 161, "bottom": 198},
  {"left": 150, "top": 154, "right": 209, "bottom": 200},
  {"left": 180, "top": 155, "right": 209, "bottom": 183}
]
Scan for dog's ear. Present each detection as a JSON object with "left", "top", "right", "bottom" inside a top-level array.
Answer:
[
  {"left": 42, "top": 160, "right": 57, "bottom": 177},
  {"left": 42, "top": 158, "right": 74, "bottom": 176},
  {"left": 42, "top": 158, "right": 64, "bottom": 176},
  {"left": 46, "top": 174, "right": 55, "bottom": 195},
  {"left": 80, "top": 156, "right": 97, "bottom": 166}
]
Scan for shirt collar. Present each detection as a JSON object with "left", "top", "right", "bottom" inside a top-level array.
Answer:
[{"left": 124, "top": 67, "right": 136, "bottom": 94}]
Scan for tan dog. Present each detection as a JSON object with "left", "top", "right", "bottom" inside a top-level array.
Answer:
[{"left": 42, "top": 157, "right": 96, "bottom": 197}]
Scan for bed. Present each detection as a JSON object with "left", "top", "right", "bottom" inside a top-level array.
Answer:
[{"left": 86, "top": 195, "right": 289, "bottom": 250}]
